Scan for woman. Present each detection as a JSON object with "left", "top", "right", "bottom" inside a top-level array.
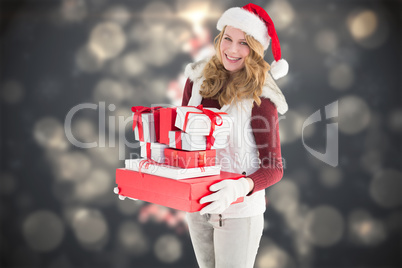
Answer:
[{"left": 182, "top": 3, "right": 289, "bottom": 268}]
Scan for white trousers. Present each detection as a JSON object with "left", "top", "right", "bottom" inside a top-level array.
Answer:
[{"left": 186, "top": 212, "right": 264, "bottom": 268}]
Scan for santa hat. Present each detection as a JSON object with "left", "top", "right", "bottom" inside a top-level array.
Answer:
[{"left": 217, "top": 3, "right": 289, "bottom": 80}]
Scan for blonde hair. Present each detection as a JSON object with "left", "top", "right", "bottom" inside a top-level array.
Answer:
[{"left": 200, "top": 26, "right": 270, "bottom": 107}]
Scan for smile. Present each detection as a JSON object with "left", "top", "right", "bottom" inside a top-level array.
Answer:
[{"left": 225, "top": 54, "right": 241, "bottom": 62}]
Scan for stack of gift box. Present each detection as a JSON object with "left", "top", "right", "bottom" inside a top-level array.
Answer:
[{"left": 114, "top": 105, "right": 245, "bottom": 212}]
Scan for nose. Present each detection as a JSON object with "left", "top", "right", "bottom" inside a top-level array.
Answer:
[{"left": 227, "top": 42, "right": 239, "bottom": 54}]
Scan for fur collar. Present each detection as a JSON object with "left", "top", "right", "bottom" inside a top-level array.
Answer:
[{"left": 184, "top": 59, "right": 288, "bottom": 114}]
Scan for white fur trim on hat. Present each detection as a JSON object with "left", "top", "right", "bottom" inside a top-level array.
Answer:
[
  {"left": 217, "top": 7, "right": 270, "bottom": 50},
  {"left": 270, "top": 59, "right": 289, "bottom": 80}
]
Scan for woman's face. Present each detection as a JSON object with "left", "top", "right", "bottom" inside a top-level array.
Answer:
[{"left": 220, "top": 26, "right": 250, "bottom": 73}]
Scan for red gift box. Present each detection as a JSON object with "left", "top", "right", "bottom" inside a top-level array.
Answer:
[
  {"left": 159, "top": 107, "right": 180, "bottom": 145},
  {"left": 115, "top": 169, "right": 245, "bottom": 212},
  {"left": 164, "top": 148, "right": 216, "bottom": 169}
]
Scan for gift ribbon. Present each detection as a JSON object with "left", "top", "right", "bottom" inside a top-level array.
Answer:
[
  {"left": 146, "top": 142, "right": 151, "bottom": 159},
  {"left": 182, "top": 105, "right": 225, "bottom": 150},
  {"left": 170, "top": 150, "right": 206, "bottom": 172},
  {"left": 174, "top": 131, "right": 182, "bottom": 150},
  {"left": 132, "top": 106, "right": 162, "bottom": 141}
]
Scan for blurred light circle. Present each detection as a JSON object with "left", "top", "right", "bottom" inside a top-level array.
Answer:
[
  {"left": 256, "top": 241, "right": 293, "bottom": 268},
  {"left": 328, "top": 63, "right": 354, "bottom": 90},
  {"left": 154, "top": 234, "right": 182, "bottom": 263},
  {"left": 347, "top": 9, "right": 388, "bottom": 49},
  {"left": 348, "top": 209, "right": 387, "bottom": 245},
  {"left": 75, "top": 45, "right": 104, "bottom": 72},
  {"left": 1, "top": 80, "right": 24, "bottom": 104},
  {"left": 55, "top": 151, "right": 92, "bottom": 181},
  {"left": 387, "top": 109, "right": 402, "bottom": 133},
  {"left": 319, "top": 166, "right": 342, "bottom": 188},
  {"left": 348, "top": 10, "right": 377, "bottom": 40},
  {"left": 110, "top": 106, "right": 132, "bottom": 133},
  {"left": 142, "top": 2, "right": 173, "bottom": 25},
  {"left": 338, "top": 95, "right": 371, "bottom": 135},
  {"left": 118, "top": 221, "right": 149, "bottom": 255},
  {"left": 34, "top": 117, "right": 69, "bottom": 151},
  {"left": 23, "top": 210, "right": 65, "bottom": 252},
  {"left": 72, "top": 209, "right": 108, "bottom": 245},
  {"left": 370, "top": 169, "right": 402, "bottom": 208},
  {"left": 89, "top": 146, "right": 121, "bottom": 167},
  {"left": 0, "top": 172, "right": 17, "bottom": 195},
  {"left": 116, "top": 197, "right": 143, "bottom": 215},
  {"left": 93, "top": 78, "right": 125, "bottom": 104},
  {"left": 140, "top": 42, "right": 176, "bottom": 67},
  {"left": 104, "top": 6, "right": 131, "bottom": 26},
  {"left": 121, "top": 52, "right": 147, "bottom": 77},
  {"left": 268, "top": 179, "right": 299, "bottom": 214},
  {"left": 61, "top": 0, "right": 87, "bottom": 22},
  {"left": 303, "top": 205, "right": 344, "bottom": 247},
  {"left": 360, "top": 150, "right": 382, "bottom": 174},
  {"left": 89, "top": 22, "right": 126, "bottom": 60},
  {"left": 265, "top": 1, "right": 295, "bottom": 31},
  {"left": 75, "top": 169, "right": 111, "bottom": 201},
  {"left": 315, "top": 29, "right": 338, "bottom": 54},
  {"left": 71, "top": 117, "right": 97, "bottom": 144},
  {"left": 278, "top": 111, "right": 307, "bottom": 144}
]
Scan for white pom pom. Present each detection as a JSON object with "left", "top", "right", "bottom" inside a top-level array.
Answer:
[
  {"left": 270, "top": 59, "right": 289, "bottom": 80},
  {"left": 118, "top": 195, "right": 126, "bottom": 200},
  {"left": 113, "top": 187, "right": 119, "bottom": 194}
]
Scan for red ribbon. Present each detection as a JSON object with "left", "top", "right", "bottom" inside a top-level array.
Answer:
[
  {"left": 132, "top": 106, "right": 162, "bottom": 141},
  {"left": 146, "top": 142, "right": 151, "bottom": 159},
  {"left": 182, "top": 105, "right": 224, "bottom": 150},
  {"left": 174, "top": 131, "right": 182, "bottom": 150}
]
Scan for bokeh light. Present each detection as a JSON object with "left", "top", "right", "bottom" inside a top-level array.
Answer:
[
  {"left": 328, "top": 63, "right": 354, "bottom": 90},
  {"left": 387, "top": 109, "right": 402, "bottom": 133},
  {"left": 265, "top": 1, "right": 295, "bottom": 31},
  {"left": 338, "top": 95, "right": 371, "bottom": 135},
  {"left": 104, "top": 5, "right": 132, "bottom": 26},
  {"left": 268, "top": 179, "right": 300, "bottom": 214},
  {"left": 348, "top": 209, "right": 387, "bottom": 245},
  {"left": 75, "top": 168, "right": 112, "bottom": 201},
  {"left": 75, "top": 45, "right": 105, "bottom": 73},
  {"left": 315, "top": 29, "right": 338, "bottom": 54},
  {"left": 318, "top": 166, "right": 343, "bottom": 188},
  {"left": 60, "top": 0, "right": 87, "bottom": 22},
  {"left": 347, "top": 9, "right": 389, "bottom": 49},
  {"left": 0, "top": 172, "right": 17, "bottom": 196},
  {"left": 1, "top": 80, "right": 24, "bottom": 104},
  {"left": 256, "top": 238, "right": 294, "bottom": 268},
  {"left": 369, "top": 169, "right": 402, "bottom": 208},
  {"left": 279, "top": 110, "right": 311, "bottom": 144},
  {"left": 34, "top": 117, "right": 70, "bottom": 151},
  {"left": 23, "top": 210, "right": 65, "bottom": 252},
  {"left": 93, "top": 78, "right": 126, "bottom": 104},
  {"left": 117, "top": 221, "right": 149, "bottom": 255},
  {"left": 53, "top": 151, "right": 92, "bottom": 181},
  {"left": 71, "top": 208, "right": 109, "bottom": 247},
  {"left": 89, "top": 22, "right": 127, "bottom": 60},
  {"left": 303, "top": 205, "right": 344, "bottom": 247},
  {"left": 154, "top": 234, "right": 182, "bottom": 263}
]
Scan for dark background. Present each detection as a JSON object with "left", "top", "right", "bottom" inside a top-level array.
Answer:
[{"left": 1, "top": 0, "right": 401, "bottom": 267}]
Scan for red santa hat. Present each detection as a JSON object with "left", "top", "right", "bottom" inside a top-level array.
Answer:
[{"left": 217, "top": 3, "right": 289, "bottom": 80}]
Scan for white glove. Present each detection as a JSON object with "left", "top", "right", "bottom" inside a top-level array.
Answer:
[{"left": 199, "top": 178, "right": 250, "bottom": 215}]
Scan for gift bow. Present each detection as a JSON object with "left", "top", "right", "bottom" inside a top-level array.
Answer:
[
  {"left": 182, "top": 105, "right": 224, "bottom": 150},
  {"left": 131, "top": 106, "right": 162, "bottom": 141}
]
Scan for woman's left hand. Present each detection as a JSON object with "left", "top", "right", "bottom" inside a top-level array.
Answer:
[{"left": 199, "top": 178, "right": 251, "bottom": 215}]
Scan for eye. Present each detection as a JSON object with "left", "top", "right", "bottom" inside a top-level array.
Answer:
[
  {"left": 224, "top": 37, "right": 232, "bottom": 41},
  {"left": 241, "top": 41, "right": 248, "bottom": 46}
]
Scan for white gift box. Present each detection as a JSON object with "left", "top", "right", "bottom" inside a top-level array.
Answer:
[
  {"left": 133, "top": 113, "right": 156, "bottom": 142},
  {"left": 140, "top": 142, "right": 168, "bottom": 164},
  {"left": 124, "top": 158, "right": 221, "bottom": 180},
  {"left": 175, "top": 106, "right": 232, "bottom": 135},
  {"left": 168, "top": 131, "right": 229, "bottom": 151}
]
